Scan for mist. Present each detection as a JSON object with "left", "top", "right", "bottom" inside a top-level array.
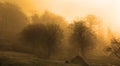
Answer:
[
  {"left": 30, "top": 0, "right": 119, "bottom": 32},
  {"left": 0, "top": 0, "right": 120, "bottom": 66},
  {"left": 2, "top": 0, "right": 120, "bottom": 32}
]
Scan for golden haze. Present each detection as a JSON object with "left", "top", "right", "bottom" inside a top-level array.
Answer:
[{"left": 2, "top": 0, "right": 120, "bottom": 32}]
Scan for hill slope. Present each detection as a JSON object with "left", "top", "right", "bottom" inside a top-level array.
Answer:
[{"left": 0, "top": 51, "right": 81, "bottom": 66}]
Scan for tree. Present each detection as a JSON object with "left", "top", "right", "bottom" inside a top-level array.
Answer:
[
  {"left": 68, "top": 20, "right": 96, "bottom": 66},
  {"left": 70, "top": 20, "right": 96, "bottom": 57},
  {"left": 0, "top": 2, "right": 28, "bottom": 37},
  {"left": 106, "top": 37, "right": 120, "bottom": 58},
  {"left": 20, "top": 23, "right": 63, "bottom": 59},
  {"left": 30, "top": 11, "right": 68, "bottom": 59}
]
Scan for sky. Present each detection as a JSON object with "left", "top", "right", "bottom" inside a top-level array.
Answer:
[{"left": 1, "top": 0, "right": 120, "bottom": 32}]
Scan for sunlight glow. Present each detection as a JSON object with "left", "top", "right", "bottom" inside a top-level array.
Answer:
[
  {"left": 28, "top": 0, "right": 120, "bottom": 32},
  {"left": 5, "top": 0, "right": 120, "bottom": 32}
]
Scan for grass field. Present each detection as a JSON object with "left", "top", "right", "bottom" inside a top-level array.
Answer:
[
  {"left": 0, "top": 51, "right": 120, "bottom": 66},
  {"left": 0, "top": 51, "right": 81, "bottom": 66}
]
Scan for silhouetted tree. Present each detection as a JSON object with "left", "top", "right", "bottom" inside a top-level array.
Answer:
[
  {"left": 0, "top": 2, "right": 28, "bottom": 38},
  {"left": 30, "top": 11, "right": 68, "bottom": 59},
  {"left": 70, "top": 20, "right": 96, "bottom": 57},
  {"left": 107, "top": 37, "right": 120, "bottom": 58},
  {"left": 20, "top": 24, "right": 63, "bottom": 59}
]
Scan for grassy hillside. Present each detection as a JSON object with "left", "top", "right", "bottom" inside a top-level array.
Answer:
[{"left": 0, "top": 51, "right": 81, "bottom": 66}]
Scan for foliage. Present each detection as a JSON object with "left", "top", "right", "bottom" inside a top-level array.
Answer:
[
  {"left": 29, "top": 11, "right": 68, "bottom": 59},
  {"left": 20, "top": 23, "right": 63, "bottom": 59},
  {"left": 69, "top": 14, "right": 102, "bottom": 58},
  {"left": 69, "top": 20, "right": 96, "bottom": 56},
  {"left": 107, "top": 38, "right": 120, "bottom": 58}
]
